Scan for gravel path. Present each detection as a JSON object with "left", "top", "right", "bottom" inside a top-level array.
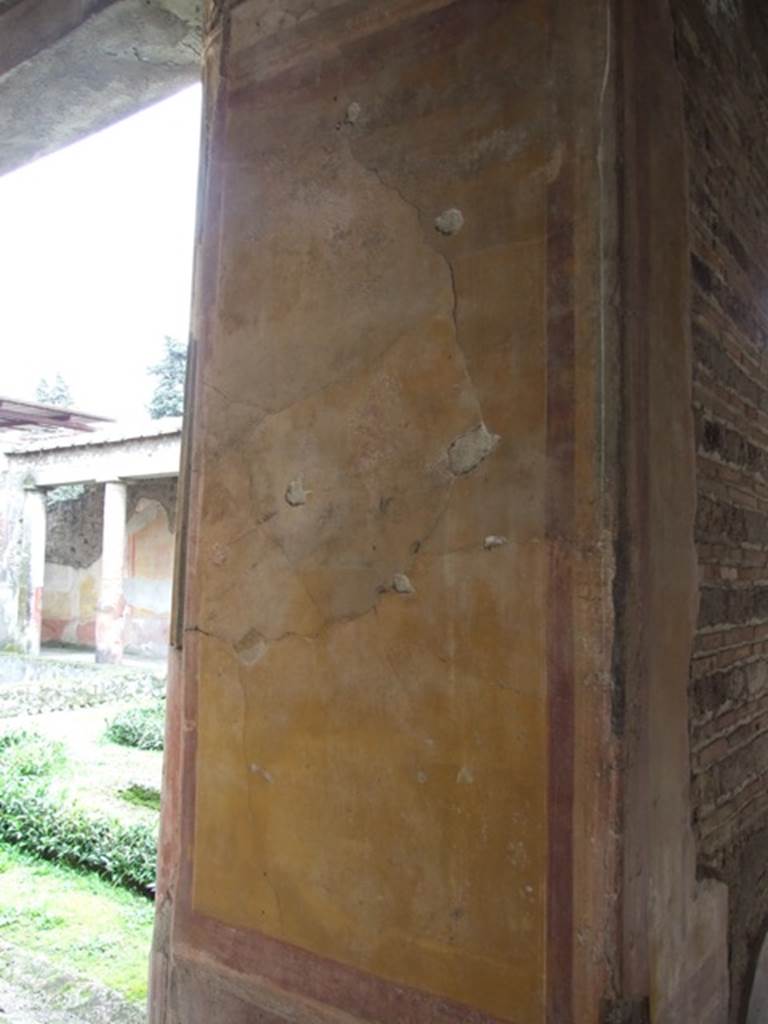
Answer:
[
  {"left": 0, "top": 976, "right": 87, "bottom": 1024},
  {"left": 0, "top": 939, "right": 145, "bottom": 1024}
]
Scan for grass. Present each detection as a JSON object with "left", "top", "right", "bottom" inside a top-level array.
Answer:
[
  {"left": 0, "top": 842, "right": 153, "bottom": 1002},
  {"left": 119, "top": 783, "right": 161, "bottom": 811}
]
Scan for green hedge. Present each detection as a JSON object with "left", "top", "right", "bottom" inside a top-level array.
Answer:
[
  {"left": 0, "top": 731, "right": 65, "bottom": 778},
  {"left": 105, "top": 702, "right": 165, "bottom": 751},
  {"left": 0, "top": 732, "right": 156, "bottom": 897}
]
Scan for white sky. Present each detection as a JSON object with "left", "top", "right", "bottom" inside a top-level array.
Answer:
[{"left": 0, "top": 84, "right": 202, "bottom": 421}]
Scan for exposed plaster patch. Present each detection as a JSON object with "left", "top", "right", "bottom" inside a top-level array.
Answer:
[
  {"left": 211, "top": 543, "right": 228, "bottom": 566},
  {"left": 434, "top": 208, "right": 464, "bottom": 235},
  {"left": 447, "top": 424, "right": 500, "bottom": 476},
  {"left": 416, "top": 771, "right": 428, "bottom": 784},
  {"left": 250, "top": 763, "right": 273, "bottom": 783},
  {"left": 285, "top": 479, "right": 309, "bottom": 506},
  {"left": 483, "top": 535, "right": 508, "bottom": 550},
  {"left": 392, "top": 573, "right": 415, "bottom": 595},
  {"left": 345, "top": 101, "right": 362, "bottom": 124},
  {"left": 235, "top": 629, "right": 268, "bottom": 665},
  {"left": 456, "top": 766, "right": 475, "bottom": 785}
]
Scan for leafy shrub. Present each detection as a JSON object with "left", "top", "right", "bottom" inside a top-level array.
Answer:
[
  {"left": 0, "top": 777, "right": 157, "bottom": 897},
  {"left": 0, "top": 731, "right": 65, "bottom": 778},
  {"left": 105, "top": 702, "right": 165, "bottom": 751},
  {"left": 0, "top": 730, "right": 156, "bottom": 897}
]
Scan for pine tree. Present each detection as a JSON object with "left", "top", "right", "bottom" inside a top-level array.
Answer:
[
  {"left": 35, "top": 375, "right": 83, "bottom": 503},
  {"left": 36, "top": 373, "right": 73, "bottom": 408},
  {"left": 147, "top": 337, "right": 187, "bottom": 419}
]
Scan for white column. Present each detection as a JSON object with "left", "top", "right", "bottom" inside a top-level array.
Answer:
[
  {"left": 23, "top": 488, "right": 47, "bottom": 656},
  {"left": 96, "top": 480, "right": 127, "bottom": 664}
]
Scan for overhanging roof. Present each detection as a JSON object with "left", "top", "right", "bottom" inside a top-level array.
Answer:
[
  {"left": 0, "top": 396, "right": 111, "bottom": 432},
  {"left": 0, "top": 0, "right": 201, "bottom": 177}
]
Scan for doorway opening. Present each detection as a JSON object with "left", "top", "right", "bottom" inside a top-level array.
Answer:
[{"left": 0, "top": 80, "right": 201, "bottom": 1022}]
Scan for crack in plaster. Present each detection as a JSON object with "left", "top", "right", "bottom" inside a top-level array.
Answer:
[
  {"left": 203, "top": 379, "right": 269, "bottom": 420},
  {"left": 215, "top": 459, "right": 460, "bottom": 644},
  {"left": 257, "top": 524, "right": 327, "bottom": 621},
  {"left": 188, "top": 139, "right": 523, "bottom": 765},
  {"left": 234, "top": 665, "right": 286, "bottom": 927},
  {"left": 444, "top": 254, "right": 460, "bottom": 343},
  {"left": 204, "top": 330, "right": 414, "bottom": 428},
  {"left": 187, "top": 593, "right": 400, "bottom": 664},
  {"left": 186, "top": 621, "right": 317, "bottom": 650},
  {"left": 201, "top": 146, "right": 484, "bottom": 439},
  {"left": 129, "top": 48, "right": 198, "bottom": 69},
  {"left": 355, "top": 151, "right": 479, "bottom": 422}
]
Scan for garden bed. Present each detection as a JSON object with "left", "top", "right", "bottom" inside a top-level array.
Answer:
[
  {"left": 0, "top": 653, "right": 165, "bottom": 718},
  {"left": 9, "top": 703, "right": 163, "bottom": 827},
  {"left": 0, "top": 697, "right": 164, "bottom": 1013}
]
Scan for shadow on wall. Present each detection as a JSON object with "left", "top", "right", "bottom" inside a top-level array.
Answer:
[{"left": 747, "top": 930, "right": 768, "bottom": 1024}]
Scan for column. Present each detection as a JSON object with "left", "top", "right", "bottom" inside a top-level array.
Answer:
[
  {"left": 95, "top": 480, "right": 127, "bottom": 664},
  {"left": 22, "top": 487, "right": 46, "bottom": 656}
]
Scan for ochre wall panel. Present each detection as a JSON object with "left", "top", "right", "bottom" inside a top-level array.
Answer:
[{"left": 154, "top": 3, "right": 617, "bottom": 1022}]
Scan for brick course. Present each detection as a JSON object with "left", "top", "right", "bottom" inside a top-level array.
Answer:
[{"left": 674, "top": 0, "right": 768, "bottom": 1016}]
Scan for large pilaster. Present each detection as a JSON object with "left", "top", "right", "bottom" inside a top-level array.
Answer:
[
  {"left": 95, "top": 480, "right": 127, "bottom": 664},
  {"left": 152, "top": 2, "right": 618, "bottom": 1023}
]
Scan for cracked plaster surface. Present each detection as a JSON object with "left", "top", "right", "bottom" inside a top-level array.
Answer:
[{"left": 182, "top": 4, "right": 598, "bottom": 1022}]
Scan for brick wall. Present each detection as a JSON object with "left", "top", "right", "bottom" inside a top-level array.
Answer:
[{"left": 674, "top": 0, "right": 768, "bottom": 1017}]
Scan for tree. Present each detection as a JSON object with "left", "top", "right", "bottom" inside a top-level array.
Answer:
[
  {"left": 147, "top": 336, "right": 187, "bottom": 419},
  {"left": 36, "top": 373, "right": 73, "bottom": 408},
  {"left": 35, "top": 374, "right": 83, "bottom": 503}
]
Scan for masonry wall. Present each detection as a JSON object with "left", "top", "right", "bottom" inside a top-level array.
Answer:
[
  {"left": 42, "top": 479, "right": 176, "bottom": 658},
  {"left": 673, "top": 1, "right": 768, "bottom": 1018}
]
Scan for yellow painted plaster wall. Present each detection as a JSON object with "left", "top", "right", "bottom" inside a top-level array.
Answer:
[{"left": 158, "top": 2, "right": 619, "bottom": 1022}]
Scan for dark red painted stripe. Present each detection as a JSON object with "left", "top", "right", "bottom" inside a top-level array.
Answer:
[
  {"left": 545, "top": 159, "right": 576, "bottom": 1024},
  {"left": 177, "top": 906, "right": 517, "bottom": 1024}
]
